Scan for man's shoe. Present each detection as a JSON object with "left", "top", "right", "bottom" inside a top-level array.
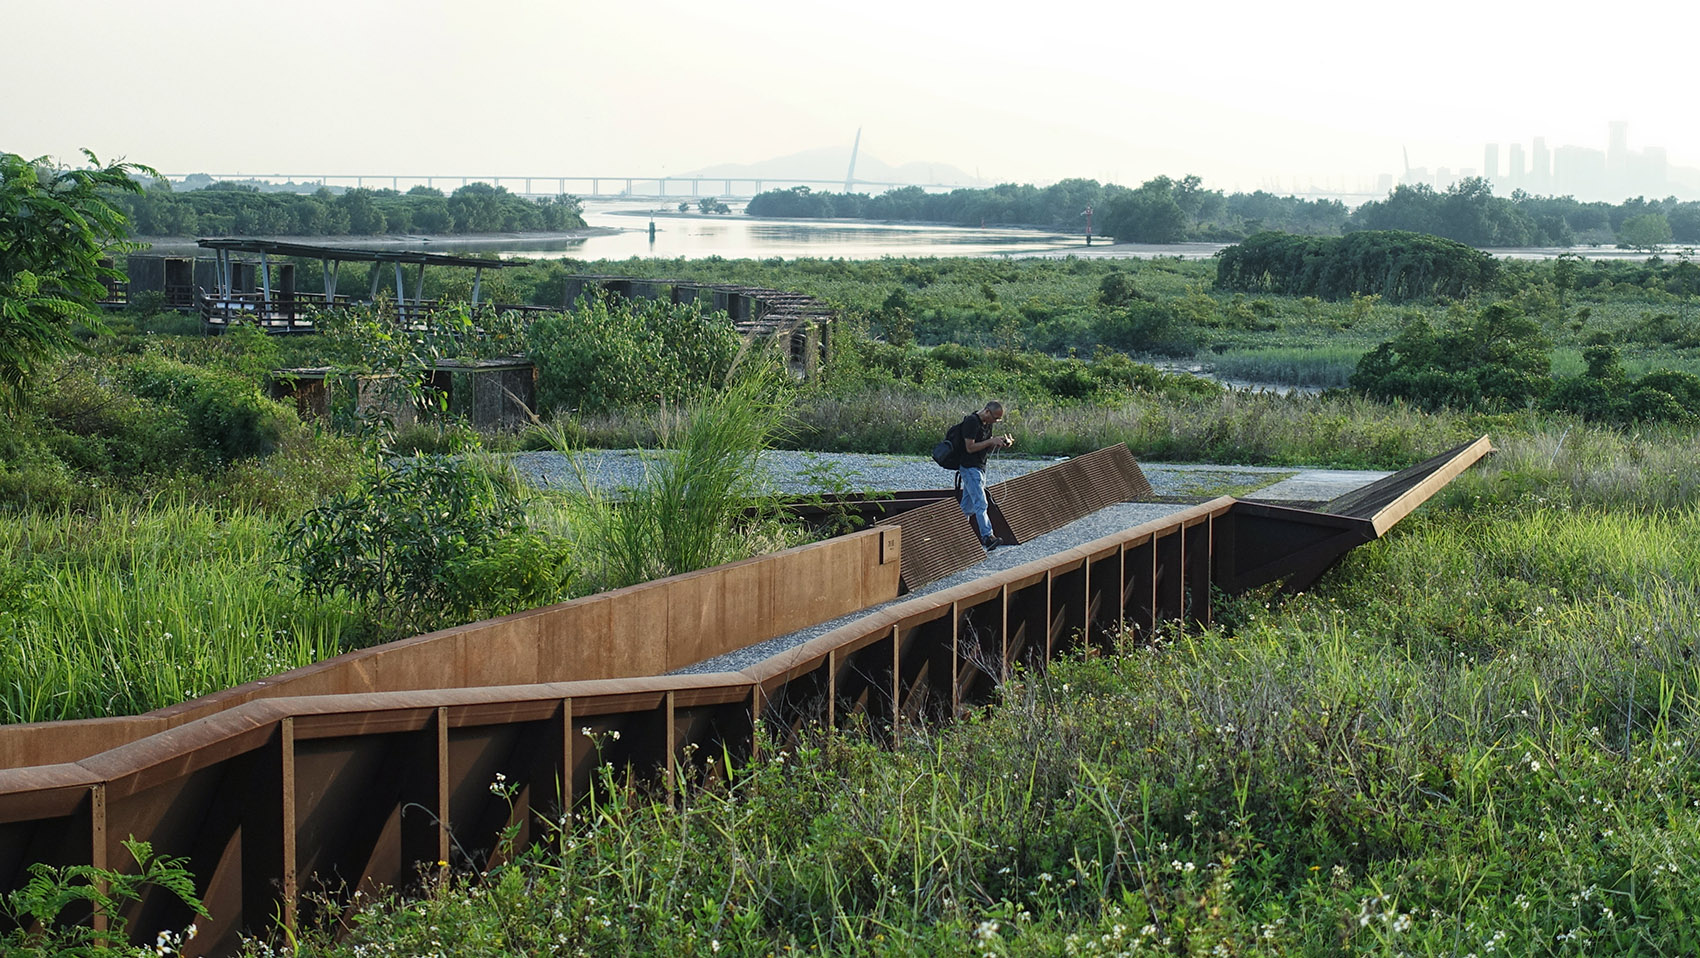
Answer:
[{"left": 982, "top": 535, "right": 1004, "bottom": 550}]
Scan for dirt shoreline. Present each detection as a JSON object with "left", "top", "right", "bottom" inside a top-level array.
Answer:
[{"left": 134, "top": 228, "right": 621, "bottom": 256}]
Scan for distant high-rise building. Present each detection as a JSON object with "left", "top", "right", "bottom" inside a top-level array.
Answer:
[
  {"left": 1630, "top": 146, "right": 1668, "bottom": 197},
  {"left": 1532, "top": 137, "right": 1550, "bottom": 190},
  {"left": 1483, "top": 144, "right": 1500, "bottom": 182},
  {"left": 1375, "top": 172, "right": 1394, "bottom": 194},
  {"left": 1508, "top": 143, "right": 1526, "bottom": 186},
  {"left": 1608, "top": 120, "right": 1630, "bottom": 182},
  {"left": 1554, "top": 145, "right": 1607, "bottom": 198},
  {"left": 1437, "top": 166, "right": 1452, "bottom": 188}
]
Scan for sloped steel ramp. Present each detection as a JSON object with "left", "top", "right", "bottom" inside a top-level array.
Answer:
[
  {"left": 1216, "top": 435, "right": 1493, "bottom": 594},
  {"left": 1320, "top": 435, "right": 1496, "bottom": 534},
  {"left": 988, "top": 444, "right": 1153, "bottom": 545},
  {"left": 883, "top": 444, "right": 1155, "bottom": 593},
  {"left": 881, "top": 497, "right": 987, "bottom": 593}
]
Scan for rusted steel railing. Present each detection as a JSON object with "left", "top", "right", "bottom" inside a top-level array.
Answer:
[{"left": 0, "top": 438, "right": 1492, "bottom": 955}]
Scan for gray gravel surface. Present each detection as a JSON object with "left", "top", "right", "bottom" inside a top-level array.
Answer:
[
  {"left": 673, "top": 501, "right": 1192, "bottom": 675},
  {"left": 507, "top": 450, "right": 1363, "bottom": 501}
]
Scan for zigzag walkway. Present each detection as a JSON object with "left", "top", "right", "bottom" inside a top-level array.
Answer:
[{"left": 0, "top": 439, "right": 1492, "bottom": 955}]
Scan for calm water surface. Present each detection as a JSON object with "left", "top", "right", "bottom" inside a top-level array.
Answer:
[
  {"left": 198, "top": 198, "right": 1686, "bottom": 264},
  {"left": 435, "top": 199, "right": 1688, "bottom": 263},
  {"left": 460, "top": 200, "right": 1206, "bottom": 261}
]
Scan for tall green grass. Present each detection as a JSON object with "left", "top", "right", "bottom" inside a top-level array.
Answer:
[
  {"left": 1201, "top": 345, "right": 1367, "bottom": 389},
  {"left": 787, "top": 386, "right": 1471, "bottom": 468},
  {"left": 543, "top": 383, "right": 1473, "bottom": 470},
  {"left": 0, "top": 497, "right": 351, "bottom": 723},
  {"left": 543, "top": 377, "right": 800, "bottom": 593}
]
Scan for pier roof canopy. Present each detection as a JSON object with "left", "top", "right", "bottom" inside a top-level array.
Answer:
[{"left": 196, "top": 238, "right": 512, "bottom": 270}]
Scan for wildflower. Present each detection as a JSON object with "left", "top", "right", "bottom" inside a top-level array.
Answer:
[{"left": 975, "top": 919, "right": 1001, "bottom": 940}]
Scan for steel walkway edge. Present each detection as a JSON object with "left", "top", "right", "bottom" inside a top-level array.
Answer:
[{"left": 0, "top": 437, "right": 1491, "bottom": 955}]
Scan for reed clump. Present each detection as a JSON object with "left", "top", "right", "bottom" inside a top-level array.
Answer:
[{"left": 545, "top": 376, "right": 801, "bottom": 593}]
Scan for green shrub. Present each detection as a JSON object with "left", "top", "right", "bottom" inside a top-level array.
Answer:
[
  {"left": 526, "top": 294, "right": 747, "bottom": 414},
  {"left": 1093, "top": 300, "right": 1199, "bottom": 356},
  {"left": 37, "top": 357, "right": 193, "bottom": 475},
  {"left": 125, "top": 355, "right": 294, "bottom": 465},
  {"left": 1, "top": 838, "right": 206, "bottom": 956},
  {"left": 278, "top": 454, "right": 573, "bottom": 637},
  {"left": 928, "top": 342, "right": 982, "bottom": 370},
  {"left": 1216, "top": 229, "right": 1499, "bottom": 302},
  {"left": 136, "top": 310, "right": 202, "bottom": 337},
  {"left": 1096, "top": 270, "right": 1146, "bottom": 306},
  {"left": 1350, "top": 302, "right": 1551, "bottom": 411}
]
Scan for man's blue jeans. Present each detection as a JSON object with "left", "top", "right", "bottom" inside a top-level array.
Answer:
[{"left": 959, "top": 466, "right": 992, "bottom": 539}]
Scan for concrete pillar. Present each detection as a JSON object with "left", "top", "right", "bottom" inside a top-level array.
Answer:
[{"left": 280, "top": 264, "right": 296, "bottom": 323}]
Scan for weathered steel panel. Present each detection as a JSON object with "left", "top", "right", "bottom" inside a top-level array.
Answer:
[
  {"left": 880, "top": 498, "right": 985, "bottom": 592},
  {"left": 1, "top": 530, "right": 898, "bottom": 769},
  {"left": 988, "top": 444, "right": 1153, "bottom": 544}
]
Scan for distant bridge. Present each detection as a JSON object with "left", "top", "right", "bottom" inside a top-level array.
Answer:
[{"left": 157, "top": 173, "right": 977, "bottom": 200}]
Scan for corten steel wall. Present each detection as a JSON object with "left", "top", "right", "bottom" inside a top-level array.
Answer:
[
  {"left": 0, "top": 528, "right": 901, "bottom": 771},
  {"left": 0, "top": 498, "right": 1234, "bottom": 957}
]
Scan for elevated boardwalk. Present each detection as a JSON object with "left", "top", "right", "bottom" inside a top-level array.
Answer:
[{"left": 0, "top": 438, "right": 1492, "bottom": 955}]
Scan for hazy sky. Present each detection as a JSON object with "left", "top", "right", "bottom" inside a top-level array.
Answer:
[{"left": 6, "top": 0, "right": 1697, "bottom": 194}]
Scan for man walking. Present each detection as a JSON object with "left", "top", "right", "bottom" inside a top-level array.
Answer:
[{"left": 957, "top": 401, "right": 1013, "bottom": 549}]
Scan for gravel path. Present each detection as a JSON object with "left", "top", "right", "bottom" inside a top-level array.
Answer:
[
  {"left": 507, "top": 450, "right": 1376, "bottom": 502},
  {"left": 672, "top": 500, "right": 1190, "bottom": 675}
]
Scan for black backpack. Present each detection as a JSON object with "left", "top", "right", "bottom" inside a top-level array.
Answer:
[{"left": 931, "top": 419, "right": 966, "bottom": 469}]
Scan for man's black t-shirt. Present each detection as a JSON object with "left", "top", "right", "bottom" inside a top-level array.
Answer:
[{"left": 958, "top": 412, "right": 992, "bottom": 469}]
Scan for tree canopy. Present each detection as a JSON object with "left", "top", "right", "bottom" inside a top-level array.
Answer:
[
  {"left": 1214, "top": 230, "right": 1499, "bottom": 303},
  {"left": 110, "top": 181, "right": 585, "bottom": 237},
  {"left": 1348, "top": 302, "right": 1551, "bottom": 411},
  {"left": 0, "top": 150, "right": 148, "bottom": 407}
]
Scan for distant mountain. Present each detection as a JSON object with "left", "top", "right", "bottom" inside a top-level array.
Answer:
[{"left": 684, "top": 147, "right": 984, "bottom": 189}]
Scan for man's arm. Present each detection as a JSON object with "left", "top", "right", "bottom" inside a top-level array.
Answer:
[{"left": 964, "top": 433, "right": 1013, "bottom": 453}]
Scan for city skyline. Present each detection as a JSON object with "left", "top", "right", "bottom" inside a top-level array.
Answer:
[{"left": 1378, "top": 121, "right": 1695, "bottom": 204}]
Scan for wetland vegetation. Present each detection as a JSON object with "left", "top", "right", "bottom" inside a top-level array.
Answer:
[{"left": 7, "top": 152, "right": 1700, "bottom": 954}]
